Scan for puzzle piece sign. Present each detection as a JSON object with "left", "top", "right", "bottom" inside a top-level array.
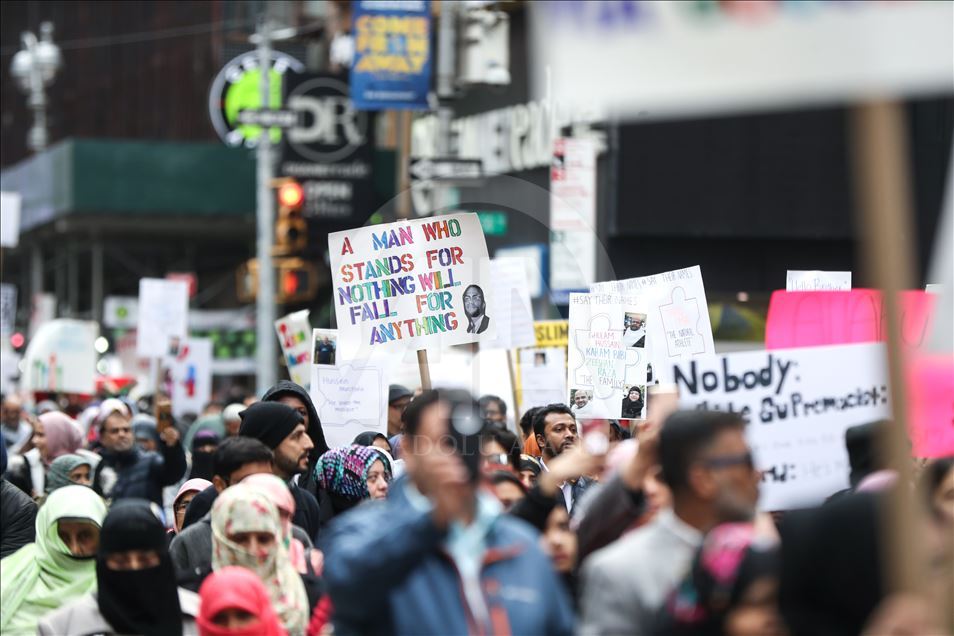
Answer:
[
  {"left": 593, "top": 265, "right": 716, "bottom": 383},
  {"left": 567, "top": 293, "right": 648, "bottom": 420}
]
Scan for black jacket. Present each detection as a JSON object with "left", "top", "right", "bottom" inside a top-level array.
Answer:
[
  {"left": 261, "top": 381, "right": 329, "bottom": 497},
  {"left": 92, "top": 443, "right": 187, "bottom": 505},
  {"left": 0, "top": 478, "right": 37, "bottom": 558}
]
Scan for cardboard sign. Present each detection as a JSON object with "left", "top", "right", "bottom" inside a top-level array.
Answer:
[
  {"left": 765, "top": 289, "right": 936, "bottom": 350},
  {"left": 593, "top": 265, "right": 716, "bottom": 383},
  {"left": 328, "top": 213, "right": 492, "bottom": 358},
  {"left": 137, "top": 278, "right": 189, "bottom": 358},
  {"left": 786, "top": 270, "right": 852, "bottom": 291},
  {"left": 275, "top": 310, "right": 313, "bottom": 389},
  {"left": 22, "top": 319, "right": 98, "bottom": 395},
  {"left": 672, "top": 342, "right": 890, "bottom": 510},
  {"left": 907, "top": 354, "right": 954, "bottom": 458},
  {"left": 164, "top": 338, "right": 213, "bottom": 418},
  {"left": 309, "top": 328, "right": 389, "bottom": 449},
  {"left": 567, "top": 293, "right": 649, "bottom": 420},
  {"left": 0, "top": 284, "right": 16, "bottom": 338},
  {"left": 482, "top": 257, "right": 536, "bottom": 350}
]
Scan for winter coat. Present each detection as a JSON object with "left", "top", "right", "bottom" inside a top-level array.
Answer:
[
  {"left": 37, "top": 588, "right": 199, "bottom": 636},
  {"left": 262, "top": 381, "right": 329, "bottom": 497},
  {"left": 0, "top": 478, "right": 37, "bottom": 558},
  {"left": 92, "top": 443, "right": 187, "bottom": 506}
]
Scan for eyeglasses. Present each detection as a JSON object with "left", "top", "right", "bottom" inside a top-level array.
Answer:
[{"left": 702, "top": 452, "right": 754, "bottom": 470}]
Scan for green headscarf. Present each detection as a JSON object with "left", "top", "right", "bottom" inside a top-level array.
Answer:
[
  {"left": 44, "top": 454, "right": 93, "bottom": 494},
  {"left": 0, "top": 485, "right": 107, "bottom": 634}
]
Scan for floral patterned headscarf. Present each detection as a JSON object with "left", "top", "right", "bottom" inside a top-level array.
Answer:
[
  {"left": 210, "top": 483, "right": 308, "bottom": 635},
  {"left": 314, "top": 444, "right": 391, "bottom": 501}
]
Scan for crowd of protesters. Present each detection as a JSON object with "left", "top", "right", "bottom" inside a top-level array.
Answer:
[{"left": 0, "top": 382, "right": 952, "bottom": 636}]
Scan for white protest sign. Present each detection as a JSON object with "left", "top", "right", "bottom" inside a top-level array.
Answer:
[
  {"left": 593, "top": 265, "right": 716, "bottom": 384},
  {"left": 482, "top": 257, "right": 536, "bottom": 350},
  {"left": 0, "top": 191, "right": 21, "bottom": 248},
  {"left": 103, "top": 296, "right": 139, "bottom": 329},
  {"left": 328, "top": 213, "right": 493, "bottom": 358},
  {"left": 672, "top": 342, "right": 890, "bottom": 511},
  {"left": 309, "top": 328, "right": 389, "bottom": 448},
  {"left": 518, "top": 347, "right": 567, "bottom": 413},
  {"left": 567, "top": 293, "right": 649, "bottom": 420},
  {"left": 786, "top": 270, "right": 852, "bottom": 291},
  {"left": 137, "top": 278, "right": 189, "bottom": 358},
  {"left": 550, "top": 137, "right": 597, "bottom": 299},
  {"left": 164, "top": 338, "right": 213, "bottom": 418},
  {"left": 275, "top": 310, "right": 313, "bottom": 389},
  {"left": 29, "top": 293, "right": 56, "bottom": 339},
  {"left": 0, "top": 348, "right": 20, "bottom": 395},
  {"left": 0, "top": 284, "right": 17, "bottom": 337},
  {"left": 22, "top": 319, "right": 98, "bottom": 394}
]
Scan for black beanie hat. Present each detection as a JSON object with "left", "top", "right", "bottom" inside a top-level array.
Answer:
[{"left": 238, "top": 401, "right": 303, "bottom": 450}]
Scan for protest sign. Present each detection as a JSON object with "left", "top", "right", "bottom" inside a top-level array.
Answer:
[
  {"left": 0, "top": 348, "right": 20, "bottom": 396},
  {"left": 275, "top": 310, "right": 313, "bottom": 389},
  {"left": 29, "top": 293, "right": 55, "bottom": 339},
  {"left": 764, "top": 289, "right": 936, "bottom": 350},
  {"left": 0, "top": 284, "right": 16, "bottom": 338},
  {"left": 22, "top": 319, "right": 98, "bottom": 395},
  {"left": 906, "top": 354, "right": 954, "bottom": 458},
  {"left": 103, "top": 296, "right": 139, "bottom": 329},
  {"left": 786, "top": 270, "right": 852, "bottom": 291},
  {"left": 593, "top": 265, "right": 716, "bottom": 383},
  {"left": 515, "top": 320, "right": 569, "bottom": 415},
  {"left": 481, "top": 257, "right": 536, "bottom": 350},
  {"left": 136, "top": 278, "right": 189, "bottom": 358},
  {"left": 550, "top": 137, "right": 597, "bottom": 303},
  {"left": 672, "top": 342, "right": 890, "bottom": 510},
  {"left": 164, "top": 338, "right": 212, "bottom": 418},
  {"left": 567, "top": 293, "right": 649, "bottom": 420},
  {"left": 0, "top": 191, "right": 21, "bottom": 248},
  {"left": 350, "top": 0, "right": 432, "bottom": 110},
  {"left": 309, "top": 328, "right": 389, "bottom": 448},
  {"left": 328, "top": 213, "right": 492, "bottom": 359}
]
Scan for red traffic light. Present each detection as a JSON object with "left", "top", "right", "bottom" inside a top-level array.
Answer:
[
  {"left": 278, "top": 181, "right": 304, "bottom": 209},
  {"left": 10, "top": 332, "right": 25, "bottom": 349}
]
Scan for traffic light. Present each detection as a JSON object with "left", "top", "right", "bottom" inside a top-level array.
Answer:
[
  {"left": 273, "top": 179, "right": 306, "bottom": 255},
  {"left": 236, "top": 257, "right": 320, "bottom": 304}
]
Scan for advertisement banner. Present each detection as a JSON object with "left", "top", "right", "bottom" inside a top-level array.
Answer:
[
  {"left": 328, "top": 213, "right": 492, "bottom": 358},
  {"left": 351, "top": 0, "right": 432, "bottom": 111},
  {"left": 275, "top": 309, "right": 313, "bottom": 389},
  {"left": 672, "top": 342, "right": 890, "bottom": 511}
]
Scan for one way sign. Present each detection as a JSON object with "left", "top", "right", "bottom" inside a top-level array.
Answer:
[{"left": 409, "top": 157, "right": 484, "bottom": 183}]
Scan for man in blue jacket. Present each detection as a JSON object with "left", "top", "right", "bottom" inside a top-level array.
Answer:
[{"left": 324, "top": 389, "right": 575, "bottom": 636}]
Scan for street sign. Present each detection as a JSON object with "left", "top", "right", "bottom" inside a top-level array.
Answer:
[
  {"left": 410, "top": 157, "right": 484, "bottom": 183},
  {"left": 237, "top": 108, "right": 299, "bottom": 128}
]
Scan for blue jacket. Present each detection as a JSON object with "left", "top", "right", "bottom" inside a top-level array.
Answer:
[
  {"left": 93, "top": 443, "right": 186, "bottom": 506},
  {"left": 323, "top": 479, "right": 575, "bottom": 636}
]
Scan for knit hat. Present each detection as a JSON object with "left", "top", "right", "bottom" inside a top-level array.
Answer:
[
  {"left": 314, "top": 445, "right": 392, "bottom": 501},
  {"left": 238, "top": 402, "right": 303, "bottom": 450}
]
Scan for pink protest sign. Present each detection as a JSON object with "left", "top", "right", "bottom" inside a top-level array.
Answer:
[
  {"left": 907, "top": 355, "right": 954, "bottom": 458},
  {"left": 765, "top": 289, "right": 935, "bottom": 350}
]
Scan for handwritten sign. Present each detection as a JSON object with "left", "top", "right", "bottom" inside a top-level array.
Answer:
[
  {"left": 137, "top": 278, "right": 189, "bottom": 358},
  {"left": 672, "top": 342, "right": 890, "bottom": 510},
  {"left": 764, "top": 289, "right": 936, "bottom": 350},
  {"left": 907, "top": 354, "right": 954, "bottom": 458},
  {"left": 164, "top": 338, "right": 212, "bottom": 418},
  {"left": 309, "top": 328, "right": 389, "bottom": 448},
  {"left": 328, "top": 213, "right": 492, "bottom": 358},
  {"left": 482, "top": 257, "right": 536, "bottom": 350},
  {"left": 22, "top": 320, "right": 98, "bottom": 395},
  {"left": 568, "top": 293, "right": 649, "bottom": 420},
  {"left": 515, "top": 320, "right": 569, "bottom": 414},
  {"left": 275, "top": 310, "right": 313, "bottom": 389},
  {"left": 786, "top": 270, "right": 852, "bottom": 291},
  {"left": 593, "top": 265, "right": 716, "bottom": 383}
]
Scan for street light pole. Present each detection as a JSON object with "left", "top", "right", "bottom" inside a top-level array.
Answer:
[
  {"left": 10, "top": 22, "right": 62, "bottom": 153},
  {"left": 255, "top": 17, "right": 277, "bottom": 395}
]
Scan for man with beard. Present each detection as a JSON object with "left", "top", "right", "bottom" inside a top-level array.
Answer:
[
  {"left": 463, "top": 284, "right": 490, "bottom": 334},
  {"left": 238, "top": 401, "right": 321, "bottom": 541},
  {"left": 533, "top": 403, "right": 593, "bottom": 514}
]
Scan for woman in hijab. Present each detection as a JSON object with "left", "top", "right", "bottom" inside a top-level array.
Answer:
[
  {"left": 314, "top": 445, "right": 392, "bottom": 518},
  {"left": 38, "top": 498, "right": 200, "bottom": 635},
  {"left": 0, "top": 485, "right": 107, "bottom": 634},
  {"left": 621, "top": 386, "right": 644, "bottom": 420},
  {"left": 189, "top": 429, "right": 220, "bottom": 481},
  {"left": 44, "top": 454, "right": 93, "bottom": 493},
  {"left": 5, "top": 411, "right": 85, "bottom": 497},
  {"left": 243, "top": 473, "right": 323, "bottom": 575},
  {"left": 198, "top": 566, "right": 287, "bottom": 636},
  {"left": 172, "top": 478, "right": 214, "bottom": 534},
  {"left": 211, "top": 483, "right": 311, "bottom": 634}
]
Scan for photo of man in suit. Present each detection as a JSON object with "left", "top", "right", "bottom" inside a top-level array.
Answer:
[{"left": 463, "top": 284, "right": 490, "bottom": 334}]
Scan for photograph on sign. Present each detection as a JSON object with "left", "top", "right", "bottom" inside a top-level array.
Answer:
[
  {"left": 313, "top": 328, "right": 338, "bottom": 367},
  {"left": 328, "top": 212, "right": 493, "bottom": 359},
  {"left": 671, "top": 342, "right": 890, "bottom": 511},
  {"left": 786, "top": 270, "right": 852, "bottom": 291},
  {"left": 275, "top": 309, "right": 313, "bottom": 388},
  {"left": 567, "top": 293, "right": 649, "bottom": 420}
]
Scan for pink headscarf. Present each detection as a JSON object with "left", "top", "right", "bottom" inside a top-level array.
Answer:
[
  {"left": 172, "top": 478, "right": 213, "bottom": 533},
  {"left": 37, "top": 412, "right": 83, "bottom": 464},
  {"left": 242, "top": 473, "right": 321, "bottom": 574}
]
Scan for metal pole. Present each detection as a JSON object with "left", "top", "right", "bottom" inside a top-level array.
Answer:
[
  {"left": 255, "top": 18, "right": 277, "bottom": 395},
  {"left": 91, "top": 239, "right": 103, "bottom": 324}
]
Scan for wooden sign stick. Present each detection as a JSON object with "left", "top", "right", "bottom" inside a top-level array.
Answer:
[{"left": 417, "top": 349, "right": 432, "bottom": 391}]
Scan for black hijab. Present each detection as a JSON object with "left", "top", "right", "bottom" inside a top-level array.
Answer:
[{"left": 97, "top": 499, "right": 183, "bottom": 636}]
